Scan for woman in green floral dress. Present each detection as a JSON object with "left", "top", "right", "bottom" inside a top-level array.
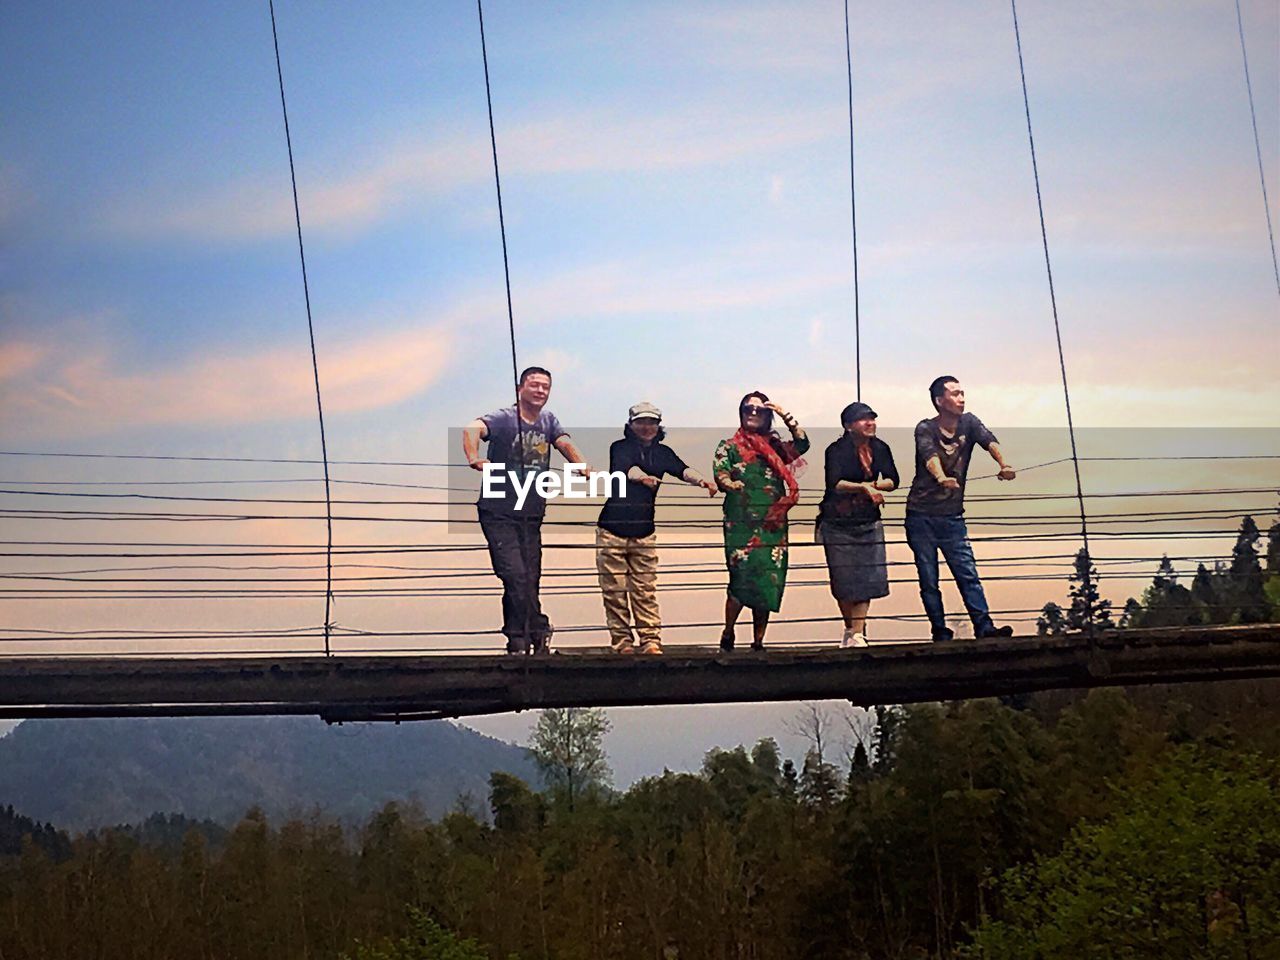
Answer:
[{"left": 714, "top": 391, "right": 809, "bottom": 651}]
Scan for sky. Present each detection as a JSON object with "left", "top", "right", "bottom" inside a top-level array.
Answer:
[{"left": 1, "top": 0, "right": 1278, "bottom": 783}]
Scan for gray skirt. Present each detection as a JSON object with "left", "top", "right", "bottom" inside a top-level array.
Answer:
[{"left": 821, "top": 518, "right": 889, "bottom": 602}]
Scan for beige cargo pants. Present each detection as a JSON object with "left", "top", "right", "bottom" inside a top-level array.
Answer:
[{"left": 595, "top": 527, "right": 661, "bottom": 649}]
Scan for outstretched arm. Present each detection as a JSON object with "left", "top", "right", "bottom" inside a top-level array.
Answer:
[
  {"left": 554, "top": 436, "right": 593, "bottom": 475},
  {"left": 987, "top": 442, "right": 1016, "bottom": 481},
  {"left": 627, "top": 465, "right": 660, "bottom": 489},
  {"left": 681, "top": 467, "right": 718, "bottom": 496},
  {"left": 462, "top": 419, "right": 489, "bottom": 471},
  {"left": 925, "top": 454, "right": 961, "bottom": 490},
  {"left": 835, "top": 478, "right": 886, "bottom": 504}
]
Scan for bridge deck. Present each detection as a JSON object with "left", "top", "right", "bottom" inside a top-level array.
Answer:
[{"left": 0, "top": 625, "right": 1277, "bottom": 721}]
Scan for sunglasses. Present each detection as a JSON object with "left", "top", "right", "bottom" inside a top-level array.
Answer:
[{"left": 741, "top": 404, "right": 769, "bottom": 416}]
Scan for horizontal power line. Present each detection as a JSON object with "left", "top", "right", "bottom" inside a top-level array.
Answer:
[
  {"left": 4, "top": 448, "right": 1279, "bottom": 466},
  {"left": 1, "top": 485, "right": 1276, "bottom": 505},
  {"left": 0, "top": 566, "right": 1250, "bottom": 600},
  {"left": 0, "top": 552, "right": 1226, "bottom": 580}
]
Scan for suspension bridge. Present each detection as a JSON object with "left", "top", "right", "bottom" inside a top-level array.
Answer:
[
  {"left": 0, "top": 625, "right": 1276, "bottom": 722},
  {"left": 2, "top": 2, "right": 1277, "bottom": 722}
]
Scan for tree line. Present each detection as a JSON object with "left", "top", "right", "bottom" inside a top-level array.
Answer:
[
  {"left": 1, "top": 678, "right": 1277, "bottom": 959},
  {"left": 0, "top": 518, "right": 1277, "bottom": 959},
  {"left": 1038, "top": 514, "right": 1280, "bottom": 634}
]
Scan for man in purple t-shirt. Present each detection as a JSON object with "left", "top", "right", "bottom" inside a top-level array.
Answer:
[
  {"left": 462, "top": 367, "right": 591, "bottom": 654},
  {"left": 905, "top": 376, "right": 1018, "bottom": 642}
]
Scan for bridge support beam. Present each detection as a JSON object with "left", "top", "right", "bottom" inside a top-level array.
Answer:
[{"left": 0, "top": 626, "right": 1277, "bottom": 722}]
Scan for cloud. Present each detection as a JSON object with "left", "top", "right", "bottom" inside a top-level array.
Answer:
[
  {"left": 758, "top": 374, "right": 1280, "bottom": 429},
  {"left": 513, "top": 253, "right": 847, "bottom": 325},
  {"left": 768, "top": 174, "right": 785, "bottom": 205},
  {"left": 104, "top": 105, "right": 836, "bottom": 244},
  {"left": 0, "top": 319, "right": 456, "bottom": 440},
  {"left": 0, "top": 340, "right": 45, "bottom": 382},
  {"left": 122, "top": 133, "right": 493, "bottom": 243}
]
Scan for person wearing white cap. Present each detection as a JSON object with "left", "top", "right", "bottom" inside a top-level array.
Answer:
[{"left": 596, "top": 402, "right": 717, "bottom": 654}]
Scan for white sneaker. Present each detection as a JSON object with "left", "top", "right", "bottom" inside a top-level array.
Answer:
[{"left": 841, "top": 629, "right": 868, "bottom": 649}]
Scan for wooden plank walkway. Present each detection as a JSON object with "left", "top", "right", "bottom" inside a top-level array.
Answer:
[{"left": 1, "top": 625, "right": 1277, "bottom": 721}]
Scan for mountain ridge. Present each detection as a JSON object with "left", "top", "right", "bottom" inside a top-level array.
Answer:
[{"left": 0, "top": 716, "right": 537, "bottom": 831}]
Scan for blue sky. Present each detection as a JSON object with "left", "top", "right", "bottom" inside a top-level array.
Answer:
[
  {"left": 4, "top": 0, "right": 1277, "bottom": 456},
  {"left": 2, "top": 1, "right": 1278, "bottom": 779}
]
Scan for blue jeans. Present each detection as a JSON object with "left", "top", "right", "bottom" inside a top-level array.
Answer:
[{"left": 904, "top": 513, "right": 994, "bottom": 638}]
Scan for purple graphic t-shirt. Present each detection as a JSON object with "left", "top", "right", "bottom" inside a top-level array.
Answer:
[{"left": 477, "top": 405, "right": 569, "bottom": 517}]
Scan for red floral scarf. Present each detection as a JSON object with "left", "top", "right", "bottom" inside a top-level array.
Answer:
[{"left": 730, "top": 428, "right": 800, "bottom": 531}]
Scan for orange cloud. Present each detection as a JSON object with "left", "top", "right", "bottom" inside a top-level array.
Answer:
[
  {"left": 0, "top": 340, "right": 45, "bottom": 382},
  {"left": 0, "top": 322, "right": 455, "bottom": 439}
]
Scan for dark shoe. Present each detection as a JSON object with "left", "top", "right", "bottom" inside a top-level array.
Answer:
[
  {"left": 750, "top": 639, "right": 765, "bottom": 652},
  {"left": 977, "top": 625, "right": 1014, "bottom": 639},
  {"left": 527, "top": 623, "right": 554, "bottom": 655},
  {"left": 931, "top": 627, "right": 955, "bottom": 643},
  {"left": 719, "top": 628, "right": 735, "bottom": 652}
]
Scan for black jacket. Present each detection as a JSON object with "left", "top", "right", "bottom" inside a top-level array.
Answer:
[
  {"left": 597, "top": 437, "right": 689, "bottom": 538},
  {"left": 818, "top": 434, "right": 898, "bottom": 526}
]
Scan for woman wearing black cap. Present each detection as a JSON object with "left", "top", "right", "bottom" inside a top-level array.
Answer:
[{"left": 817, "top": 402, "right": 898, "bottom": 647}]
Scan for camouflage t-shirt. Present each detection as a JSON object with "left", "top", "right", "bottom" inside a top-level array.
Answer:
[{"left": 905, "top": 413, "right": 997, "bottom": 516}]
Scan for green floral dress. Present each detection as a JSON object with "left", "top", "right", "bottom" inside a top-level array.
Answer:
[{"left": 714, "top": 433, "right": 810, "bottom": 612}]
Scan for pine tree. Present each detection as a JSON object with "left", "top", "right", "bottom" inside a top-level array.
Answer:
[
  {"left": 1037, "top": 602, "right": 1067, "bottom": 636},
  {"left": 1118, "top": 597, "right": 1143, "bottom": 629},
  {"left": 1230, "top": 516, "right": 1262, "bottom": 574},
  {"left": 1228, "top": 515, "right": 1269, "bottom": 623},
  {"left": 1067, "top": 549, "right": 1114, "bottom": 631},
  {"left": 1192, "top": 562, "right": 1223, "bottom": 622},
  {"left": 847, "top": 742, "right": 871, "bottom": 787},
  {"left": 1127, "top": 555, "right": 1203, "bottom": 629}
]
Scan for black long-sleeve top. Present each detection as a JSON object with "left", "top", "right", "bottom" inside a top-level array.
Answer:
[{"left": 818, "top": 434, "right": 899, "bottom": 527}]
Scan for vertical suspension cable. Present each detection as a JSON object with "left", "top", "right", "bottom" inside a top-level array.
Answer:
[
  {"left": 1233, "top": 0, "right": 1280, "bottom": 296},
  {"left": 476, "top": 0, "right": 523, "bottom": 405},
  {"left": 1009, "top": 0, "right": 1094, "bottom": 633},
  {"left": 843, "top": 0, "right": 862, "bottom": 400},
  {"left": 477, "top": 0, "right": 537, "bottom": 653},
  {"left": 269, "top": 0, "right": 335, "bottom": 655}
]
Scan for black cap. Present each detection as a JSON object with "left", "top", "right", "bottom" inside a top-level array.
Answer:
[{"left": 840, "top": 401, "right": 877, "bottom": 425}]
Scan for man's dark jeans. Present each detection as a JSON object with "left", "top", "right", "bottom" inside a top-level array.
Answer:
[
  {"left": 904, "top": 512, "right": 995, "bottom": 638},
  {"left": 479, "top": 510, "right": 551, "bottom": 653}
]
